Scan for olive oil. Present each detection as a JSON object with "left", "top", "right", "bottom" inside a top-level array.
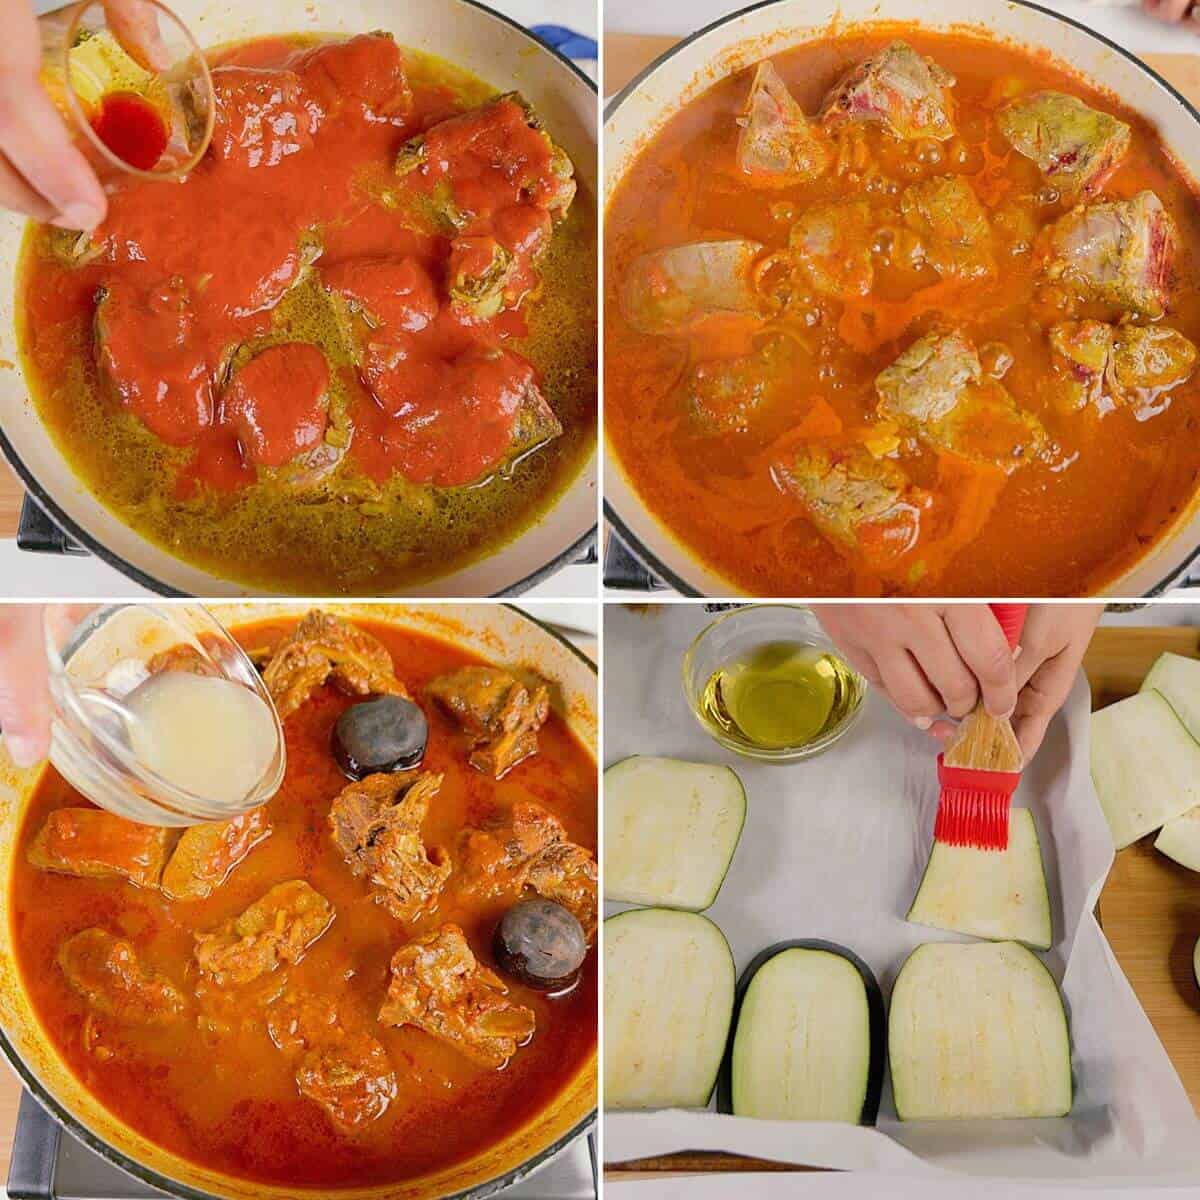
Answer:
[{"left": 698, "top": 640, "right": 863, "bottom": 750}]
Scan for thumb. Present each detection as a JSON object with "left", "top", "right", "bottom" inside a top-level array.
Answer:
[{"left": 0, "top": 607, "right": 51, "bottom": 767}]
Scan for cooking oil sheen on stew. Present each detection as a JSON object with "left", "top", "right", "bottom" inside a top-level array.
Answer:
[
  {"left": 17, "top": 33, "right": 597, "bottom": 594},
  {"left": 10, "top": 615, "right": 597, "bottom": 1188},
  {"left": 605, "top": 26, "right": 1200, "bottom": 596}
]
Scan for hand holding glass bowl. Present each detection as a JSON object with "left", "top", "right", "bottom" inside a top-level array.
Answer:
[{"left": 0, "top": 0, "right": 213, "bottom": 228}]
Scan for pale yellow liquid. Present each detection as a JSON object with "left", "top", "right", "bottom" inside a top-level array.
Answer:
[{"left": 124, "top": 671, "right": 276, "bottom": 806}]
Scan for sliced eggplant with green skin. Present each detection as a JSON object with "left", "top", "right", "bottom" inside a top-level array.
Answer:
[
  {"left": 1091, "top": 690, "right": 1200, "bottom": 849},
  {"left": 1154, "top": 805, "right": 1200, "bottom": 872},
  {"left": 717, "top": 940, "right": 885, "bottom": 1124},
  {"left": 1141, "top": 651, "right": 1200, "bottom": 742},
  {"left": 907, "top": 809, "right": 1052, "bottom": 950},
  {"left": 603, "top": 757, "right": 746, "bottom": 910},
  {"left": 603, "top": 908, "right": 735, "bottom": 1110},
  {"left": 890, "top": 941, "right": 1072, "bottom": 1121}
]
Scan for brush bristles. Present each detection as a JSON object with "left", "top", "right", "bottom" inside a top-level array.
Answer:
[{"left": 934, "top": 786, "right": 1011, "bottom": 851}]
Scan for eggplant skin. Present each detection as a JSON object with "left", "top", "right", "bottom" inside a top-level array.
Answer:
[{"left": 715, "top": 938, "right": 886, "bottom": 1126}]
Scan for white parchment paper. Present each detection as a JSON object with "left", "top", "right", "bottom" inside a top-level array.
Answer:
[{"left": 602, "top": 605, "right": 1200, "bottom": 1185}]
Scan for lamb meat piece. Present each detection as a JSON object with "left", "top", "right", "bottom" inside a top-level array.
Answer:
[
  {"left": 95, "top": 279, "right": 212, "bottom": 448},
  {"left": 686, "top": 339, "right": 791, "bottom": 435},
  {"left": 820, "top": 41, "right": 955, "bottom": 141},
  {"left": 267, "top": 993, "right": 397, "bottom": 1131},
  {"left": 321, "top": 257, "right": 439, "bottom": 336},
  {"left": 293, "top": 31, "right": 412, "bottom": 124},
  {"left": 998, "top": 91, "right": 1130, "bottom": 200},
  {"left": 875, "top": 329, "right": 1050, "bottom": 472},
  {"left": 160, "top": 808, "right": 272, "bottom": 902},
  {"left": 526, "top": 842, "right": 599, "bottom": 941},
  {"left": 774, "top": 444, "right": 926, "bottom": 568},
  {"left": 457, "top": 801, "right": 598, "bottom": 938},
  {"left": 1049, "top": 319, "right": 1114, "bottom": 411},
  {"left": 206, "top": 64, "right": 322, "bottom": 169},
  {"left": 447, "top": 207, "right": 553, "bottom": 319},
  {"left": 378, "top": 923, "right": 536, "bottom": 1069},
  {"left": 59, "top": 928, "right": 185, "bottom": 1025},
  {"left": 145, "top": 643, "right": 220, "bottom": 677},
  {"left": 736, "top": 60, "right": 829, "bottom": 188},
  {"left": 1108, "top": 324, "right": 1197, "bottom": 401},
  {"left": 619, "top": 239, "right": 763, "bottom": 335},
  {"left": 900, "top": 175, "right": 994, "bottom": 281},
  {"left": 395, "top": 93, "right": 575, "bottom": 227},
  {"left": 790, "top": 199, "right": 875, "bottom": 299},
  {"left": 262, "top": 610, "right": 408, "bottom": 720},
  {"left": 28, "top": 809, "right": 172, "bottom": 889},
  {"left": 194, "top": 880, "right": 333, "bottom": 986},
  {"left": 427, "top": 666, "right": 550, "bottom": 778},
  {"left": 328, "top": 771, "right": 451, "bottom": 921},
  {"left": 1038, "top": 190, "right": 1175, "bottom": 318}
]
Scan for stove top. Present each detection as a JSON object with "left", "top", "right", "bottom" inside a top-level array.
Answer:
[{"left": 9, "top": 1091, "right": 597, "bottom": 1200}]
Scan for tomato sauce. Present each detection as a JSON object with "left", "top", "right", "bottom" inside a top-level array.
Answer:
[
  {"left": 605, "top": 27, "right": 1200, "bottom": 596},
  {"left": 89, "top": 92, "right": 169, "bottom": 171},
  {"left": 9, "top": 617, "right": 597, "bottom": 1189},
  {"left": 17, "top": 34, "right": 596, "bottom": 594}
]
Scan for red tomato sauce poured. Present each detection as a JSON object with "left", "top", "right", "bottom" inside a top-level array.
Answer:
[
  {"left": 89, "top": 91, "right": 169, "bottom": 171},
  {"left": 50, "top": 33, "right": 566, "bottom": 495}
]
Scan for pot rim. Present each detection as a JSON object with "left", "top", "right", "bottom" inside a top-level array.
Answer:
[
  {"left": 601, "top": 0, "right": 1200, "bottom": 599},
  {"left": 1, "top": 0, "right": 598, "bottom": 599},
  {"left": 0, "top": 600, "right": 598, "bottom": 1200}
]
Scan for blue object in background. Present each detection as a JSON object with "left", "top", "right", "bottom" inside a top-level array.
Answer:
[{"left": 529, "top": 24, "right": 597, "bottom": 61}]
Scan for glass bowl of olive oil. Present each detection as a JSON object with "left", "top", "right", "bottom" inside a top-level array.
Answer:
[{"left": 682, "top": 606, "right": 866, "bottom": 762}]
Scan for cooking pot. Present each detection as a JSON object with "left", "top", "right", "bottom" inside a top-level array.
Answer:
[
  {"left": 0, "top": 0, "right": 597, "bottom": 597},
  {"left": 0, "top": 602, "right": 597, "bottom": 1200},
  {"left": 603, "top": 0, "right": 1200, "bottom": 596}
]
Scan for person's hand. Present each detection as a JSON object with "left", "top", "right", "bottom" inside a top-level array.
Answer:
[
  {"left": 1143, "top": 0, "right": 1197, "bottom": 26},
  {"left": 1006, "top": 603, "right": 1102, "bottom": 761},
  {"left": 0, "top": 604, "right": 51, "bottom": 767},
  {"left": 0, "top": 0, "right": 107, "bottom": 228},
  {"left": 816, "top": 604, "right": 1020, "bottom": 728}
]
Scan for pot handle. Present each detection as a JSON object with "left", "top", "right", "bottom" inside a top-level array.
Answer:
[{"left": 7, "top": 1090, "right": 60, "bottom": 1198}]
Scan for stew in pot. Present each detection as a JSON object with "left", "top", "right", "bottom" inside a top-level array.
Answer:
[
  {"left": 605, "top": 26, "right": 1200, "bottom": 595},
  {"left": 10, "top": 610, "right": 597, "bottom": 1188}
]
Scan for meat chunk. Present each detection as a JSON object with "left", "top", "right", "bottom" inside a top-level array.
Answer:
[
  {"left": 321, "top": 257, "right": 439, "bottom": 335},
  {"left": 262, "top": 610, "right": 408, "bottom": 720},
  {"left": 427, "top": 666, "right": 550, "bottom": 778},
  {"left": 378, "top": 924, "right": 535, "bottom": 1068},
  {"left": 59, "top": 928, "right": 185, "bottom": 1025},
  {"left": 328, "top": 771, "right": 450, "bottom": 921},
  {"left": 1038, "top": 190, "right": 1174, "bottom": 317},
  {"left": 875, "top": 330, "right": 1050, "bottom": 472},
  {"left": 396, "top": 93, "right": 575, "bottom": 227},
  {"left": 207, "top": 65, "right": 322, "bottom": 169},
  {"left": 145, "top": 643, "right": 219, "bottom": 677},
  {"left": 267, "top": 994, "right": 397, "bottom": 1131},
  {"left": 220, "top": 344, "right": 330, "bottom": 469},
  {"left": 194, "top": 880, "right": 333, "bottom": 986},
  {"left": 160, "top": 809, "right": 272, "bottom": 901},
  {"left": 458, "top": 801, "right": 598, "bottom": 938},
  {"left": 998, "top": 91, "right": 1130, "bottom": 200},
  {"left": 820, "top": 41, "right": 955, "bottom": 141},
  {"left": 900, "top": 175, "right": 994, "bottom": 281},
  {"left": 446, "top": 206, "right": 553, "bottom": 320},
  {"left": 774, "top": 444, "right": 927, "bottom": 568},
  {"left": 293, "top": 32, "right": 412, "bottom": 124},
  {"left": 1109, "top": 324, "right": 1197, "bottom": 401},
  {"left": 95, "top": 279, "right": 212, "bottom": 447},
  {"left": 736, "top": 60, "right": 828, "bottom": 187},
  {"left": 1049, "top": 319, "right": 1113, "bottom": 411},
  {"left": 28, "top": 809, "right": 172, "bottom": 889},
  {"left": 790, "top": 200, "right": 875, "bottom": 299},
  {"left": 686, "top": 343, "right": 790, "bottom": 435},
  {"left": 619, "top": 239, "right": 763, "bottom": 335}
]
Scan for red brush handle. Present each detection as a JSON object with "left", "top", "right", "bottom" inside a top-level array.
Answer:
[{"left": 988, "top": 603, "right": 1028, "bottom": 651}]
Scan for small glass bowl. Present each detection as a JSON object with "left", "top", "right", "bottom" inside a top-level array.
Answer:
[
  {"left": 44, "top": 603, "right": 285, "bottom": 826},
  {"left": 681, "top": 605, "right": 867, "bottom": 763}
]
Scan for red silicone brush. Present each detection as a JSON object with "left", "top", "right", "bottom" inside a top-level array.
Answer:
[{"left": 933, "top": 602, "right": 1029, "bottom": 852}]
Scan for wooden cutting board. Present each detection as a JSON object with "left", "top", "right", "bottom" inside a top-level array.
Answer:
[{"left": 607, "top": 624, "right": 1200, "bottom": 1178}]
